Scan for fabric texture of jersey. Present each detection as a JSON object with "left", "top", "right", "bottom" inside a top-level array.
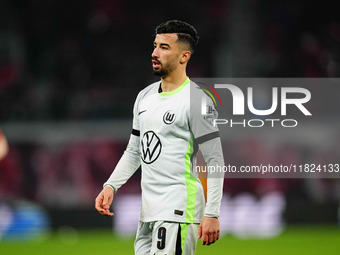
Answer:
[{"left": 104, "top": 78, "right": 224, "bottom": 223}]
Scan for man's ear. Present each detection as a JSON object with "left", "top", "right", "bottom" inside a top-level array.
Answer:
[{"left": 180, "top": 51, "right": 191, "bottom": 64}]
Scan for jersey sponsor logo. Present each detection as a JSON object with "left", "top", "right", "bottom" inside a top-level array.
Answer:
[
  {"left": 163, "top": 110, "right": 175, "bottom": 125},
  {"left": 141, "top": 131, "right": 162, "bottom": 164}
]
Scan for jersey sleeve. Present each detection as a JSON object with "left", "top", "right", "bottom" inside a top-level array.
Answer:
[
  {"left": 199, "top": 139, "right": 224, "bottom": 218},
  {"left": 103, "top": 92, "right": 142, "bottom": 192},
  {"left": 189, "top": 86, "right": 225, "bottom": 218}
]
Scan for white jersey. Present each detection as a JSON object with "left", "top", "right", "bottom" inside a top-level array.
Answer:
[{"left": 104, "top": 78, "right": 224, "bottom": 223}]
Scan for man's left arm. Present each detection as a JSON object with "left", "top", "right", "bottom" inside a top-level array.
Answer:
[
  {"left": 189, "top": 85, "right": 225, "bottom": 245},
  {"left": 197, "top": 137, "right": 224, "bottom": 245}
]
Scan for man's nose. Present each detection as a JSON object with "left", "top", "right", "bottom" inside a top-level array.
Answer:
[{"left": 151, "top": 47, "right": 159, "bottom": 58}]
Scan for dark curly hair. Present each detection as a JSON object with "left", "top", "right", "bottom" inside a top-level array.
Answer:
[{"left": 155, "top": 20, "right": 199, "bottom": 53}]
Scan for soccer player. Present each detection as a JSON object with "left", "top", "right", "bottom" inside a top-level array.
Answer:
[
  {"left": 95, "top": 20, "right": 224, "bottom": 254},
  {"left": 0, "top": 129, "right": 8, "bottom": 161}
]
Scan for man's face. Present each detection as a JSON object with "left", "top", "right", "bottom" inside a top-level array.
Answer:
[{"left": 151, "top": 33, "right": 182, "bottom": 77}]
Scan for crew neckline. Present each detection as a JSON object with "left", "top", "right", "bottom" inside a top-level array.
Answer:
[{"left": 158, "top": 77, "right": 190, "bottom": 97}]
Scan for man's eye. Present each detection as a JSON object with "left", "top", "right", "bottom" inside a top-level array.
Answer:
[{"left": 162, "top": 47, "right": 168, "bottom": 50}]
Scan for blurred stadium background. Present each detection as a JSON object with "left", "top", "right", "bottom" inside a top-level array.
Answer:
[{"left": 0, "top": 0, "right": 340, "bottom": 254}]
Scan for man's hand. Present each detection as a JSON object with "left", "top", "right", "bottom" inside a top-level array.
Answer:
[
  {"left": 95, "top": 186, "right": 114, "bottom": 216},
  {"left": 198, "top": 216, "right": 220, "bottom": 245}
]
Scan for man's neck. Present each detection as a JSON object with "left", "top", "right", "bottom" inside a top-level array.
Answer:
[{"left": 161, "top": 72, "right": 188, "bottom": 93}]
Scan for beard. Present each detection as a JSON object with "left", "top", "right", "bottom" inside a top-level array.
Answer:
[
  {"left": 152, "top": 58, "right": 177, "bottom": 77},
  {"left": 153, "top": 68, "right": 168, "bottom": 77}
]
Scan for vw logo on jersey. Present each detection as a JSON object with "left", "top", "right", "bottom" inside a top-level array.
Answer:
[
  {"left": 141, "top": 131, "right": 162, "bottom": 164},
  {"left": 163, "top": 110, "right": 176, "bottom": 125}
]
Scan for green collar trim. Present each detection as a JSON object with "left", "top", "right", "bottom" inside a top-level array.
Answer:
[{"left": 159, "top": 77, "right": 190, "bottom": 97}]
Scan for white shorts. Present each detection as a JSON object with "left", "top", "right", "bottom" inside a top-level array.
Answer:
[{"left": 134, "top": 221, "right": 199, "bottom": 255}]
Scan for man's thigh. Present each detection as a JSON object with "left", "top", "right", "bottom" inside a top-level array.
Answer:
[
  {"left": 135, "top": 221, "right": 199, "bottom": 255},
  {"left": 134, "top": 221, "right": 153, "bottom": 255}
]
